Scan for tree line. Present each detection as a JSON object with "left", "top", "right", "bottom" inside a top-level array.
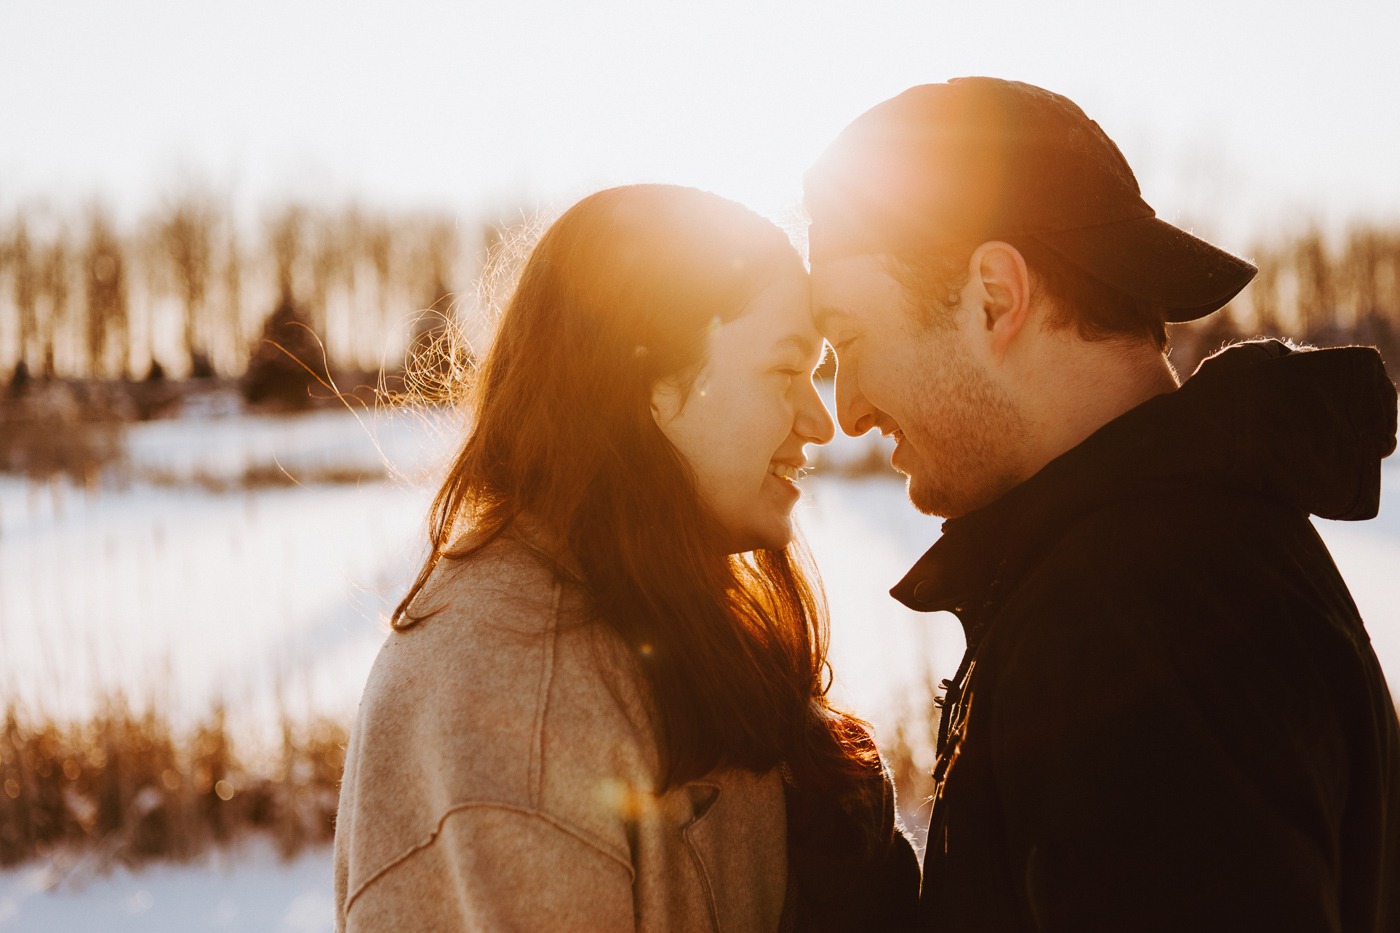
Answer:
[
  {"left": 0, "top": 194, "right": 487, "bottom": 387},
  {"left": 1170, "top": 224, "right": 1400, "bottom": 376},
  {"left": 1, "top": 200, "right": 1397, "bottom": 388}
]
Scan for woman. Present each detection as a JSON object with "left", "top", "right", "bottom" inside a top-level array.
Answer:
[{"left": 334, "top": 185, "right": 918, "bottom": 931}]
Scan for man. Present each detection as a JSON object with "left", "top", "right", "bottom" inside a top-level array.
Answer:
[{"left": 805, "top": 77, "right": 1400, "bottom": 931}]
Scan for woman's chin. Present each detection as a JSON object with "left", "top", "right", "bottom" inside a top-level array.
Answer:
[{"left": 723, "top": 516, "right": 795, "bottom": 554}]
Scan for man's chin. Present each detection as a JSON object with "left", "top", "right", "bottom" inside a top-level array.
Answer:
[
  {"left": 906, "top": 475, "right": 956, "bottom": 519},
  {"left": 907, "top": 471, "right": 991, "bottom": 520},
  {"left": 910, "top": 468, "right": 1025, "bottom": 520}
]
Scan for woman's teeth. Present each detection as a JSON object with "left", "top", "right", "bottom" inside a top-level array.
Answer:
[{"left": 768, "top": 462, "right": 802, "bottom": 482}]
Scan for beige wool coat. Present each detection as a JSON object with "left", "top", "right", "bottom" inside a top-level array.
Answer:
[{"left": 333, "top": 529, "right": 790, "bottom": 932}]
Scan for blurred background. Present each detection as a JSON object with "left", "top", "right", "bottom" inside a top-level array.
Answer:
[{"left": 2, "top": 1, "right": 1399, "bottom": 930}]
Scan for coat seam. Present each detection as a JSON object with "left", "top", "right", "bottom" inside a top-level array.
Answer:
[
  {"left": 343, "top": 800, "right": 634, "bottom": 916},
  {"left": 680, "top": 780, "right": 725, "bottom": 932},
  {"left": 529, "top": 577, "right": 562, "bottom": 808}
]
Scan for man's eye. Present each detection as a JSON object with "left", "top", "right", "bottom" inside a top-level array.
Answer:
[{"left": 830, "top": 336, "right": 858, "bottom": 353}]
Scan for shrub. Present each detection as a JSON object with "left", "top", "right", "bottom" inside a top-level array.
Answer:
[
  {"left": 241, "top": 296, "right": 326, "bottom": 411},
  {"left": 0, "top": 696, "right": 346, "bottom": 869}
]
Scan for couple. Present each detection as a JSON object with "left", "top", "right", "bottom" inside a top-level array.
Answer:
[{"left": 334, "top": 78, "right": 1400, "bottom": 931}]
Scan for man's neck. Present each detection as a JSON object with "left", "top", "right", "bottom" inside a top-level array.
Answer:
[{"left": 1014, "top": 337, "right": 1178, "bottom": 483}]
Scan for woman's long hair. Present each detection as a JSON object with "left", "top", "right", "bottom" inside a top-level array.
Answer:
[{"left": 395, "top": 185, "right": 873, "bottom": 793}]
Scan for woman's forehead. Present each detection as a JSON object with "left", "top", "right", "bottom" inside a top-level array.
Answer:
[{"left": 716, "top": 279, "right": 822, "bottom": 357}]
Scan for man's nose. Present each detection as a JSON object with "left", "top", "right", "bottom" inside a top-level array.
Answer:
[{"left": 834, "top": 360, "right": 878, "bottom": 437}]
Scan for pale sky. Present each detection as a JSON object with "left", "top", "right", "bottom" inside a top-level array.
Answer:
[{"left": 3, "top": 0, "right": 1399, "bottom": 250}]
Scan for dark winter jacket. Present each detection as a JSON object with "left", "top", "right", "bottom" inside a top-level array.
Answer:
[{"left": 897, "top": 340, "right": 1400, "bottom": 932}]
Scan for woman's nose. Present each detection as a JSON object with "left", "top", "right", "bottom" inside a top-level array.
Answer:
[
  {"left": 834, "top": 361, "right": 877, "bottom": 437},
  {"left": 796, "top": 380, "right": 836, "bottom": 445}
]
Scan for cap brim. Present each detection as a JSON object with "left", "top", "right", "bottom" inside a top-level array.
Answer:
[{"left": 1032, "top": 216, "right": 1257, "bottom": 323}]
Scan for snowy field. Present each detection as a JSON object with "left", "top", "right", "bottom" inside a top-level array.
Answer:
[
  {"left": 0, "top": 840, "right": 331, "bottom": 933},
  {"left": 1, "top": 406, "right": 1397, "bottom": 931}
]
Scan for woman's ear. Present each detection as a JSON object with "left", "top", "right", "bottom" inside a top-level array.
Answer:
[{"left": 650, "top": 379, "right": 682, "bottom": 428}]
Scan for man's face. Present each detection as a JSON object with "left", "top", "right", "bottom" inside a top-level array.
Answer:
[{"left": 811, "top": 255, "right": 1027, "bottom": 519}]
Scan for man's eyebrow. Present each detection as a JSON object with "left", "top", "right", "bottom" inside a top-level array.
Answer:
[{"left": 771, "top": 333, "right": 817, "bottom": 358}]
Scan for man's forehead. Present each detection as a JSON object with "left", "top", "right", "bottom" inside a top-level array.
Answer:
[
  {"left": 811, "top": 256, "right": 909, "bottom": 326},
  {"left": 810, "top": 274, "right": 884, "bottom": 335},
  {"left": 810, "top": 254, "right": 894, "bottom": 295}
]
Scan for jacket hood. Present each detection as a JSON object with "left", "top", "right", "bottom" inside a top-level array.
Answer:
[{"left": 893, "top": 339, "right": 1398, "bottom": 615}]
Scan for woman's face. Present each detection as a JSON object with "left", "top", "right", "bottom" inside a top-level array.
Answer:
[{"left": 652, "top": 267, "right": 835, "bottom": 553}]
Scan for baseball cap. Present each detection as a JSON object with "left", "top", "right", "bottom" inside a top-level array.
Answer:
[{"left": 804, "top": 77, "right": 1257, "bottom": 322}]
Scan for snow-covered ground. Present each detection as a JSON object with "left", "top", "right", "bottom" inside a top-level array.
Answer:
[
  {"left": 0, "top": 407, "right": 456, "bottom": 740},
  {"left": 0, "top": 839, "right": 333, "bottom": 933},
  {"left": 1, "top": 406, "right": 1396, "bottom": 931}
]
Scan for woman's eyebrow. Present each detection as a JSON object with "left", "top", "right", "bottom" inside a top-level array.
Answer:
[{"left": 770, "top": 333, "right": 817, "bottom": 358}]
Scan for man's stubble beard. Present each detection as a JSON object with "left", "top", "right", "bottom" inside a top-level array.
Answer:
[{"left": 903, "top": 343, "right": 1029, "bottom": 520}]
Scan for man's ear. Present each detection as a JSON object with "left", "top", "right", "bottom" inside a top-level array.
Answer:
[{"left": 969, "top": 241, "right": 1031, "bottom": 356}]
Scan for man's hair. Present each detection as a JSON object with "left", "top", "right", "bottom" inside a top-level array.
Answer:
[{"left": 886, "top": 238, "right": 1169, "bottom": 351}]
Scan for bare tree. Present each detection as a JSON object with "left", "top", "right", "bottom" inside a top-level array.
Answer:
[
  {"left": 82, "top": 209, "right": 129, "bottom": 379},
  {"left": 36, "top": 233, "right": 72, "bottom": 378},
  {"left": 217, "top": 222, "right": 245, "bottom": 375},
  {"left": 1340, "top": 228, "right": 1381, "bottom": 323},
  {"left": 7, "top": 217, "right": 38, "bottom": 378},
  {"left": 267, "top": 205, "right": 307, "bottom": 312},
  {"left": 363, "top": 215, "right": 396, "bottom": 370},
  {"left": 1249, "top": 250, "right": 1281, "bottom": 336},
  {"left": 155, "top": 194, "right": 215, "bottom": 377},
  {"left": 1292, "top": 228, "right": 1334, "bottom": 340}
]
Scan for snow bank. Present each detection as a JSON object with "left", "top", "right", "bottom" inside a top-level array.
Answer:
[{"left": 0, "top": 839, "right": 332, "bottom": 933}]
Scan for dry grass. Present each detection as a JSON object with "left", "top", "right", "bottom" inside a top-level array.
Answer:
[
  {"left": 0, "top": 395, "right": 124, "bottom": 485},
  {"left": 0, "top": 681, "right": 946, "bottom": 870},
  {"left": 133, "top": 461, "right": 386, "bottom": 492},
  {"left": 0, "top": 695, "right": 346, "bottom": 871},
  {"left": 877, "top": 677, "right": 944, "bottom": 855}
]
